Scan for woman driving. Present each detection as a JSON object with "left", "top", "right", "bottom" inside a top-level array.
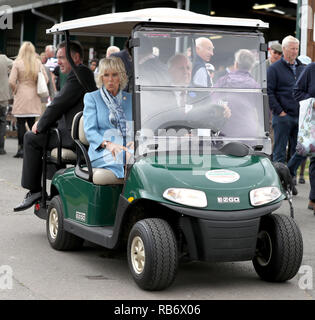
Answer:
[{"left": 83, "top": 57, "right": 132, "bottom": 178}]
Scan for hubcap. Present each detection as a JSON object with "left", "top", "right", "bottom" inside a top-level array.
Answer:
[
  {"left": 256, "top": 230, "right": 272, "bottom": 266},
  {"left": 49, "top": 208, "right": 59, "bottom": 240},
  {"left": 131, "top": 236, "right": 145, "bottom": 274}
]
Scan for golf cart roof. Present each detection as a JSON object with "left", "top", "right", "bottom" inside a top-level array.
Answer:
[{"left": 46, "top": 7, "right": 268, "bottom": 37}]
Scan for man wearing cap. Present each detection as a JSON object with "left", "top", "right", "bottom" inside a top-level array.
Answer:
[
  {"left": 266, "top": 43, "right": 283, "bottom": 68},
  {"left": 264, "top": 43, "right": 283, "bottom": 161}
]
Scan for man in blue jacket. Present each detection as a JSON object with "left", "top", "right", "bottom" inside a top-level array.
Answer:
[
  {"left": 192, "top": 37, "right": 214, "bottom": 87},
  {"left": 267, "top": 35, "right": 305, "bottom": 164}
]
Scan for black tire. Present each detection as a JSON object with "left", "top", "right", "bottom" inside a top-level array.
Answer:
[
  {"left": 127, "top": 218, "right": 178, "bottom": 291},
  {"left": 46, "top": 195, "right": 83, "bottom": 251},
  {"left": 253, "top": 213, "right": 303, "bottom": 282}
]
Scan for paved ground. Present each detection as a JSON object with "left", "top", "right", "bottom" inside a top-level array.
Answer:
[{"left": 0, "top": 137, "right": 314, "bottom": 300}]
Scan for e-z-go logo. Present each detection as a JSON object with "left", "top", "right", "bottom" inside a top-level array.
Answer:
[{"left": 0, "top": 5, "right": 13, "bottom": 30}]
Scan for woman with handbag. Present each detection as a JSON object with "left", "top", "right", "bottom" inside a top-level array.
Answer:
[{"left": 9, "top": 41, "right": 48, "bottom": 158}]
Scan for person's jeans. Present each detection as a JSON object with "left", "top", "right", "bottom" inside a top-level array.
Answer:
[
  {"left": 272, "top": 114, "right": 298, "bottom": 163},
  {"left": 287, "top": 152, "right": 307, "bottom": 177},
  {"left": 0, "top": 104, "right": 7, "bottom": 151},
  {"left": 290, "top": 155, "right": 315, "bottom": 202}
]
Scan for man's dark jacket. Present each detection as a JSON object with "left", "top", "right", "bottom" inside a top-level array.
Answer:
[
  {"left": 293, "top": 62, "right": 315, "bottom": 102},
  {"left": 267, "top": 57, "right": 305, "bottom": 117},
  {"left": 111, "top": 49, "right": 133, "bottom": 91},
  {"left": 192, "top": 54, "right": 211, "bottom": 87},
  {"left": 37, "top": 64, "right": 97, "bottom": 148}
]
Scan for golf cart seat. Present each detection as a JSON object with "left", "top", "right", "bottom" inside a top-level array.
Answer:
[
  {"left": 50, "top": 148, "right": 76, "bottom": 162},
  {"left": 47, "top": 127, "right": 77, "bottom": 166},
  {"left": 71, "top": 111, "right": 124, "bottom": 185}
]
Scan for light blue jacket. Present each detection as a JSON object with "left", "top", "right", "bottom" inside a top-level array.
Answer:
[{"left": 83, "top": 89, "right": 132, "bottom": 178}]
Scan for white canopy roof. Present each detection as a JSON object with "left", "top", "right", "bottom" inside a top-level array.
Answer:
[{"left": 46, "top": 7, "right": 268, "bottom": 36}]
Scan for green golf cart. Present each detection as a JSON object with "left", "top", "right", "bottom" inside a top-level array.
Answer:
[{"left": 36, "top": 8, "right": 303, "bottom": 291}]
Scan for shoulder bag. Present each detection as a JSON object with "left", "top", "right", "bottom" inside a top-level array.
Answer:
[{"left": 37, "top": 69, "right": 49, "bottom": 98}]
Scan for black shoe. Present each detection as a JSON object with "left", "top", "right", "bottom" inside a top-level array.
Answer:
[
  {"left": 292, "top": 185, "right": 298, "bottom": 196},
  {"left": 299, "top": 176, "right": 305, "bottom": 184},
  {"left": 0, "top": 149, "right": 6, "bottom": 155},
  {"left": 13, "top": 191, "right": 42, "bottom": 212},
  {"left": 308, "top": 200, "right": 315, "bottom": 210},
  {"left": 13, "top": 149, "right": 23, "bottom": 158}
]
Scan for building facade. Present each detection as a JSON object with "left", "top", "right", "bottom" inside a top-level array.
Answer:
[{"left": 0, "top": 0, "right": 301, "bottom": 62}]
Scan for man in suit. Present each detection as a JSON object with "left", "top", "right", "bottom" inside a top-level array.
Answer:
[
  {"left": 14, "top": 41, "right": 97, "bottom": 212},
  {"left": 138, "top": 37, "right": 169, "bottom": 86},
  {"left": 110, "top": 38, "right": 133, "bottom": 91},
  {"left": 0, "top": 53, "right": 13, "bottom": 155},
  {"left": 167, "top": 53, "right": 192, "bottom": 106}
]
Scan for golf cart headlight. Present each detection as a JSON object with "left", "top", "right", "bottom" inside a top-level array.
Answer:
[
  {"left": 163, "top": 188, "right": 207, "bottom": 208},
  {"left": 250, "top": 187, "right": 281, "bottom": 206}
]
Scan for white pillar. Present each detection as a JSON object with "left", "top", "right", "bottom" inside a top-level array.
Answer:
[
  {"left": 300, "top": 0, "right": 310, "bottom": 56},
  {"left": 20, "top": 14, "right": 24, "bottom": 47}
]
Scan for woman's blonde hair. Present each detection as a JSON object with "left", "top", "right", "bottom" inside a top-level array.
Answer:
[
  {"left": 17, "top": 41, "right": 40, "bottom": 82},
  {"left": 96, "top": 57, "right": 128, "bottom": 89}
]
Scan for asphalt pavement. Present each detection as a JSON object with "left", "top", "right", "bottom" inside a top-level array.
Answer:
[{"left": 0, "top": 137, "right": 314, "bottom": 300}]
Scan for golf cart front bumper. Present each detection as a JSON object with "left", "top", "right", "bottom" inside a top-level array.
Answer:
[{"left": 162, "top": 201, "right": 282, "bottom": 263}]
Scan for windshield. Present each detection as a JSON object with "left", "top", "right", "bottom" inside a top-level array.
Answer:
[{"left": 133, "top": 28, "right": 270, "bottom": 156}]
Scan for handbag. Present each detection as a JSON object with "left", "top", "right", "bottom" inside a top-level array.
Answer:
[
  {"left": 37, "top": 69, "right": 49, "bottom": 98},
  {"left": 296, "top": 97, "right": 315, "bottom": 156}
]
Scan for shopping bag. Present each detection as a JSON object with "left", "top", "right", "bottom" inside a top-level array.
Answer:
[
  {"left": 296, "top": 97, "right": 315, "bottom": 156},
  {"left": 37, "top": 69, "right": 49, "bottom": 98}
]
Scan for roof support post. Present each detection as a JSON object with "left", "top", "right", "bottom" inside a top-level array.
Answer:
[
  {"left": 185, "top": 0, "right": 190, "bottom": 10},
  {"left": 20, "top": 14, "right": 24, "bottom": 47},
  {"left": 110, "top": 0, "right": 116, "bottom": 47},
  {"left": 31, "top": 8, "right": 58, "bottom": 48}
]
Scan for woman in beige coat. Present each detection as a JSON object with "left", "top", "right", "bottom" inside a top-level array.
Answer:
[{"left": 9, "top": 41, "right": 48, "bottom": 158}]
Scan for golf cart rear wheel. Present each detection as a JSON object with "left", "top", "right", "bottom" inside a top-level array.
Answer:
[
  {"left": 127, "top": 218, "right": 178, "bottom": 291},
  {"left": 46, "top": 195, "right": 83, "bottom": 251},
  {"left": 253, "top": 213, "right": 303, "bottom": 282}
]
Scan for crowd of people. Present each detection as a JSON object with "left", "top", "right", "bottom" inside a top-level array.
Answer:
[
  {"left": 0, "top": 43, "right": 63, "bottom": 158},
  {"left": 187, "top": 34, "right": 315, "bottom": 210},
  {"left": 1, "top": 35, "right": 315, "bottom": 215}
]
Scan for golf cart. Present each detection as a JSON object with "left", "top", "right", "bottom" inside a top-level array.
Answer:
[{"left": 36, "top": 8, "right": 303, "bottom": 291}]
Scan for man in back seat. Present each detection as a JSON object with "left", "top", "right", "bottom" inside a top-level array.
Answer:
[{"left": 14, "top": 41, "right": 97, "bottom": 212}]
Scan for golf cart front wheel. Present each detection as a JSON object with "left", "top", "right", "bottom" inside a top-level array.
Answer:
[
  {"left": 127, "top": 218, "right": 178, "bottom": 291},
  {"left": 46, "top": 195, "right": 83, "bottom": 251},
  {"left": 253, "top": 213, "right": 303, "bottom": 282}
]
